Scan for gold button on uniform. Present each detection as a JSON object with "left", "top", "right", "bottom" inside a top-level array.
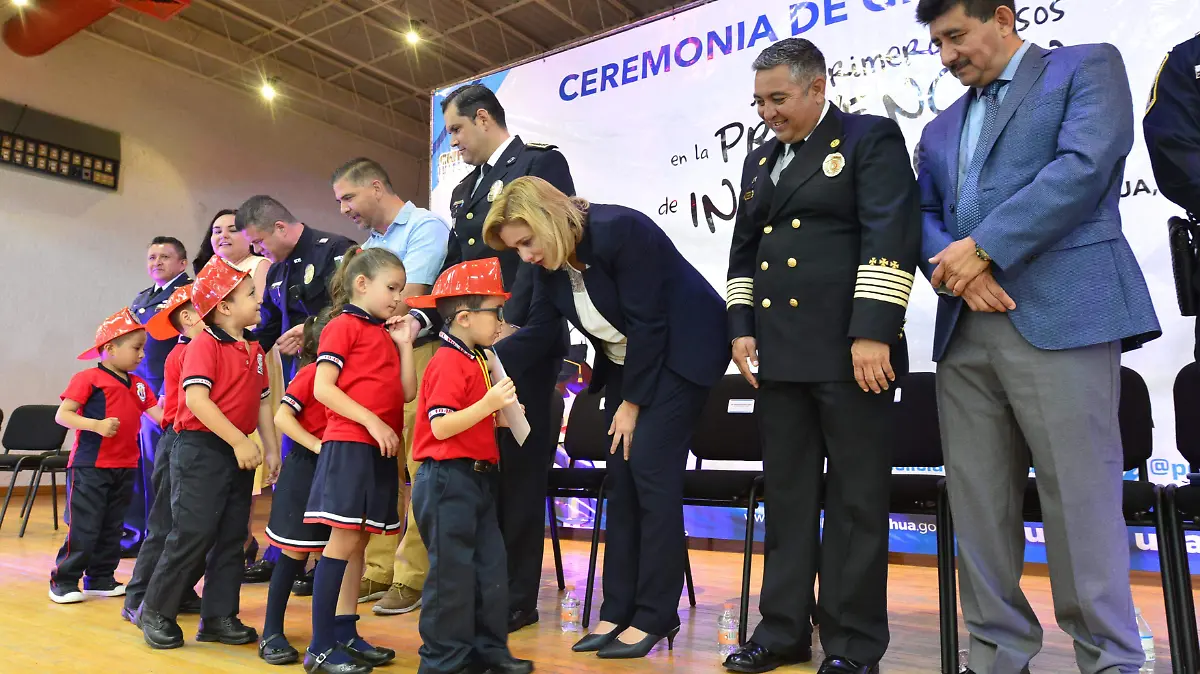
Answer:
[
  {"left": 788, "top": 258, "right": 797, "bottom": 267},
  {"left": 764, "top": 225, "right": 773, "bottom": 234},
  {"left": 761, "top": 298, "right": 771, "bottom": 308},
  {"left": 791, "top": 219, "right": 801, "bottom": 228},
  {"left": 468, "top": 238, "right": 476, "bottom": 245},
  {"left": 466, "top": 213, "right": 474, "bottom": 220},
  {"left": 760, "top": 261, "right": 769, "bottom": 271},
  {"left": 789, "top": 299, "right": 798, "bottom": 307}
]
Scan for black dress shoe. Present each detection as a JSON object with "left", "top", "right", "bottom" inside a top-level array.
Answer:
[
  {"left": 483, "top": 657, "right": 534, "bottom": 674},
  {"left": 303, "top": 648, "right": 374, "bottom": 674},
  {"left": 597, "top": 626, "right": 680, "bottom": 659},
  {"left": 196, "top": 616, "right": 259, "bottom": 645},
  {"left": 259, "top": 634, "right": 300, "bottom": 665},
  {"left": 724, "top": 642, "right": 812, "bottom": 673},
  {"left": 507, "top": 608, "right": 539, "bottom": 633},
  {"left": 571, "top": 624, "right": 629, "bottom": 652},
  {"left": 141, "top": 609, "right": 184, "bottom": 650},
  {"left": 293, "top": 568, "right": 315, "bottom": 596},
  {"left": 341, "top": 639, "right": 395, "bottom": 666},
  {"left": 816, "top": 655, "right": 879, "bottom": 674},
  {"left": 179, "top": 592, "right": 203, "bottom": 614},
  {"left": 244, "top": 559, "right": 276, "bottom": 584},
  {"left": 121, "top": 605, "right": 139, "bottom": 626}
]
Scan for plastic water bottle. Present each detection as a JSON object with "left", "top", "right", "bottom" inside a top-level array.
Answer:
[
  {"left": 718, "top": 602, "right": 740, "bottom": 660},
  {"left": 560, "top": 585, "right": 580, "bottom": 633},
  {"left": 1136, "top": 608, "right": 1155, "bottom": 672}
]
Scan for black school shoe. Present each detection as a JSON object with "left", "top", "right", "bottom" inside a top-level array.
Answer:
[
  {"left": 303, "top": 647, "right": 374, "bottom": 674},
  {"left": 259, "top": 634, "right": 300, "bottom": 665},
  {"left": 293, "top": 567, "right": 316, "bottom": 596},
  {"left": 244, "top": 559, "right": 276, "bottom": 583},
  {"left": 141, "top": 608, "right": 184, "bottom": 649},
  {"left": 196, "top": 616, "right": 258, "bottom": 645},
  {"left": 341, "top": 639, "right": 395, "bottom": 667}
]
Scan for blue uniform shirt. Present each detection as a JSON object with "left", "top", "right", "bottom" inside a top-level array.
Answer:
[{"left": 361, "top": 201, "right": 451, "bottom": 286}]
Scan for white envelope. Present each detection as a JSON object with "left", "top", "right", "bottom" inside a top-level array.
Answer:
[{"left": 485, "top": 350, "right": 529, "bottom": 446}]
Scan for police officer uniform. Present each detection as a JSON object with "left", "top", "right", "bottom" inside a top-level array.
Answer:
[
  {"left": 1144, "top": 32, "right": 1200, "bottom": 359},
  {"left": 256, "top": 226, "right": 357, "bottom": 378},
  {"left": 447, "top": 135, "right": 574, "bottom": 626},
  {"left": 126, "top": 272, "right": 192, "bottom": 552},
  {"left": 724, "top": 104, "right": 919, "bottom": 672}
]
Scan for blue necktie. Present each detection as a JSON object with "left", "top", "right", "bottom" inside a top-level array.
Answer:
[{"left": 955, "top": 80, "right": 1005, "bottom": 239}]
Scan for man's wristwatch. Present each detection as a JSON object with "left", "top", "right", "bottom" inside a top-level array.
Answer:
[{"left": 975, "top": 244, "right": 991, "bottom": 262}]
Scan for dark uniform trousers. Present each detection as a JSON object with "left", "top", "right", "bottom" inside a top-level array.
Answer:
[
  {"left": 142, "top": 431, "right": 254, "bottom": 620},
  {"left": 413, "top": 459, "right": 509, "bottom": 674},
  {"left": 598, "top": 365, "right": 710, "bottom": 636},
  {"left": 752, "top": 380, "right": 892, "bottom": 663},
  {"left": 497, "top": 357, "right": 560, "bottom": 614},
  {"left": 124, "top": 429, "right": 202, "bottom": 611},
  {"left": 52, "top": 466, "right": 136, "bottom": 585}
]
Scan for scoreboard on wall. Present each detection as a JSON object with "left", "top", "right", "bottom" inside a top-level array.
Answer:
[{"left": 0, "top": 132, "right": 119, "bottom": 190}]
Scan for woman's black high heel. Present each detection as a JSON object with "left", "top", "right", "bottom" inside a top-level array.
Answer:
[
  {"left": 595, "top": 625, "right": 680, "bottom": 659},
  {"left": 571, "top": 624, "right": 629, "bottom": 653}
]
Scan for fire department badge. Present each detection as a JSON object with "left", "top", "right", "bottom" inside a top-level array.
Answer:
[
  {"left": 303, "top": 264, "right": 315, "bottom": 285},
  {"left": 823, "top": 152, "right": 845, "bottom": 178},
  {"left": 487, "top": 180, "right": 504, "bottom": 202},
  {"left": 136, "top": 382, "right": 147, "bottom": 402}
]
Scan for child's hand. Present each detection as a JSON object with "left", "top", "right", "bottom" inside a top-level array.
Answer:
[
  {"left": 233, "top": 438, "right": 262, "bottom": 471},
  {"left": 484, "top": 377, "right": 518, "bottom": 413},
  {"left": 95, "top": 417, "right": 120, "bottom": 438},
  {"left": 366, "top": 415, "right": 400, "bottom": 457},
  {"left": 386, "top": 315, "right": 416, "bottom": 347},
  {"left": 263, "top": 451, "right": 282, "bottom": 485}
]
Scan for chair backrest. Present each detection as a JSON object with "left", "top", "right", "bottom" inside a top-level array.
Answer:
[
  {"left": 689, "top": 374, "right": 761, "bottom": 463},
  {"left": 1174, "top": 362, "right": 1200, "bottom": 469},
  {"left": 890, "top": 372, "right": 944, "bottom": 469},
  {"left": 2, "top": 405, "right": 68, "bottom": 453},
  {"left": 562, "top": 389, "right": 610, "bottom": 463},
  {"left": 1119, "top": 366, "right": 1153, "bottom": 473}
]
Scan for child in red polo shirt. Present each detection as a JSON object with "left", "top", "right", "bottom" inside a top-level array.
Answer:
[
  {"left": 407, "top": 258, "right": 532, "bottom": 674},
  {"left": 139, "top": 256, "right": 281, "bottom": 651},
  {"left": 50, "top": 308, "right": 163, "bottom": 605},
  {"left": 123, "top": 285, "right": 206, "bottom": 621},
  {"left": 303, "top": 247, "right": 416, "bottom": 674},
  {"left": 258, "top": 309, "right": 334, "bottom": 666}
]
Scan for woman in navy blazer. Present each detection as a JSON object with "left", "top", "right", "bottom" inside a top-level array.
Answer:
[{"left": 485, "top": 177, "right": 729, "bottom": 658}]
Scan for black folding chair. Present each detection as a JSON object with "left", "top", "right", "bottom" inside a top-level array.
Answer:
[
  {"left": 22, "top": 446, "right": 71, "bottom": 537},
  {"left": 884, "top": 373, "right": 958, "bottom": 674},
  {"left": 546, "top": 390, "right": 610, "bottom": 628},
  {"left": 682, "top": 374, "right": 763, "bottom": 644},
  {"left": 1162, "top": 361, "right": 1200, "bottom": 672},
  {"left": 0, "top": 405, "right": 68, "bottom": 533}
]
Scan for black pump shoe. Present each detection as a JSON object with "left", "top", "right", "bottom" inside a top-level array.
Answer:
[
  {"left": 596, "top": 625, "right": 680, "bottom": 659},
  {"left": 341, "top": 639, "right": 396, "bottom": 666},
  {"left": 572, "top": 624, "right": 629, "bottom": 652},
  {"left": 303, "top": 648, "right": 374, "bottom": 674}
]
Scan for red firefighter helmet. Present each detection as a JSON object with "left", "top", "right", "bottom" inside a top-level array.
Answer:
[
  {"left": 192, "top": 256, "right": 250, "bottom": 318},
  {"left": 145, "top": 284, "right": 195, "bottom": 340},
  {"left": 78, "top": 307, "right": 145, "bottom": 360},
  {"left": 407, "top": 258, "right": 511, "bottom": 309}
]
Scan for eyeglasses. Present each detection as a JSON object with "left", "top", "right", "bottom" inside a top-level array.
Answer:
[{"left": 455, "top": 307, "right": 505, "bottom": 322}]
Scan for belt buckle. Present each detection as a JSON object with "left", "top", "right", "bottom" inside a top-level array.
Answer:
[{"left": 473, "top": 460, "right": 495, "bottom": 473}]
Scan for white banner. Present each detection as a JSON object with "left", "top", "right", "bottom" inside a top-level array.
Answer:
[{"left": 431, "top": 0, "right": 1200, "bottom": 484}]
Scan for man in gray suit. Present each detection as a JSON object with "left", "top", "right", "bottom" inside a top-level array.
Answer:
[{"left": 914, "top": 1, "right": 1161, "bottom": 673}]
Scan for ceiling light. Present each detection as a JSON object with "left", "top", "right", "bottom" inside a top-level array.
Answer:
[
  {"left": 260, "top": 80, "right": 277, "bottom": 101},
  {"left": 12, "top": 0, "right": 31, "bottom": 7},
  {"left": 405, "top": 29, "right": 420, "bottom": 45}
]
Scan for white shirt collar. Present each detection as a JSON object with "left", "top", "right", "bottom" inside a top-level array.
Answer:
[
  {"left": 483, "top": 135, "right": 516, "bottom": 170},
  {"left": 156, "top": 271, "right": 186, "bottom": 292},
  {"left": 803, "top": 100, "right": 831, "bottom": 144}
]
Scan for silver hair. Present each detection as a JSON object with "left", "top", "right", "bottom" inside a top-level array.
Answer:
[{"left": 751, "top": 38, "right": 827, "bottom": 86}]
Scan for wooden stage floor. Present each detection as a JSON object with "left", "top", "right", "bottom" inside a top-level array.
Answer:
[{"left": 0, "top": 496, "right": 1182, "bottom": 672}]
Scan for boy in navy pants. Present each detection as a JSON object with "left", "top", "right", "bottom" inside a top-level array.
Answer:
[{"left": 407, "top": 258, "right": 533, "bottom": 674}]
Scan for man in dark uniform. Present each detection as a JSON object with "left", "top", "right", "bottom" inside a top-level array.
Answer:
[
  {"left": 722, "top": 39, "right": 919, "bottom": 674},
  {"left": 235, "top": 194, "right": 357, "bottom": 582},
  {"left": 127, "top": 236, "right": 192, "bottom": 555},
  {"left": 411, "top": 83, "right": 574, "bottom": 632},
  {"left": 1144, "top": 32, "right": 1200, "bottom": 359}
]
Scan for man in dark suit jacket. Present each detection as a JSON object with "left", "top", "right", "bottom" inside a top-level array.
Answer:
[
  {"left": 1145, "top": 32, "right": 1200, "bottom": 359},
  {"left": 126, "top": 236, "right": 193, "bottom": 555},
  {"left": 413, "top": 84, "right": 574, "bottom": 632},
  {"left": 723, "top": 38, "right": 920, "bottom": 674}
]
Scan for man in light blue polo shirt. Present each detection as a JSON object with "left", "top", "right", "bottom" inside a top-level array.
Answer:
[{"left": 331, "top": 157, "right": 451, "bottom": 616}]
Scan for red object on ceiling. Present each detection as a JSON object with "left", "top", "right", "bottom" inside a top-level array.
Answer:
[{"left": 3, "top": 0, "right": 189, "bottom": 57}]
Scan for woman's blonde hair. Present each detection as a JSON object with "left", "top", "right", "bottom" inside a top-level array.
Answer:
[{"left": 482, "top": 176, "right": 589, "bottom": 270}]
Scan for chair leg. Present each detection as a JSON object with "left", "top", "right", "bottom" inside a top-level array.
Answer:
[
  {"left": 740, "top": 483, "right": 759, "bottom": 646},
  {"left": 51, "top": 469, "right": 59, "bottom": 531},
  {"left": 684, "top": 537, "right": 696, "bottom": 607},
  {"left": 547, "top": 497, "right": 565, "bottom": 591},
  {"left": 936, "top": 482, "right": 959, "bottom": 674},
  {"left": 1166, "top": 488, "right": 1200, "bottom": 673},
  {"left": 0, "top": 464, "right": 27, "bottom": 530},
  {"left": 19, "top": 465, "right": 45, "bottom": 538},
  {"left": 1154, "top": 488, "right": 1187, "bottom": 674},
  {"left": 583, "top": 484, "right": 606, "bottom": 630}
]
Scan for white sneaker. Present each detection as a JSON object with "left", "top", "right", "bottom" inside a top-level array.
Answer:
[
  {"left": 49, "top": 583, "right": 86, "bottom": 604},
  {"left": 82, "top": 578, "right": 127, "bottom": 597}
]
